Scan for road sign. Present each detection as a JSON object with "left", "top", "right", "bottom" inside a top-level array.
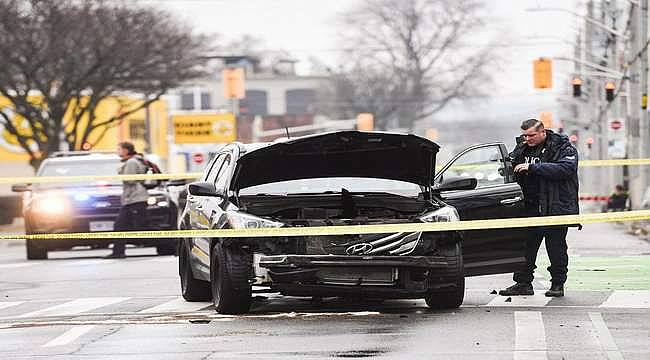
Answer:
[
  {"left": 222, "top": 68, "right": 245, "bottom": 99},
  {"left": 172, "top": 113, "right": 237, "bottom": 144},
  {"left": 191, "top": 153, "right": 204, "bottom": 164},
  {"left": 540, "top": 111, "right": 553, "bottom": 128},
  {"left": 533, "top": 58, "right": 552, "bottom": 89}
]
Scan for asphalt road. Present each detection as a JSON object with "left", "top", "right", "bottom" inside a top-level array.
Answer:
[{"left": 0, "top": 221, "right": 649, "bottom": 359}]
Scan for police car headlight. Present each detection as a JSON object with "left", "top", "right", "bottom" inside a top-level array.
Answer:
[
  {"left": 147, "top": 196, "right": 169, "bottom": 207},
  {"left": 32, "top": 196, "right": 70, "bottom": 215},
  {"left": 419, "top": 206, "right": 459, "bottom": 222},
  {"left": 227, "top": 212, "right": 284, "bottom": 229}
]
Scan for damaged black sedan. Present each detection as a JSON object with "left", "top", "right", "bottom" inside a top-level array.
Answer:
[{"left": 178, "top": 131, "right": 527, "bottom": 314}]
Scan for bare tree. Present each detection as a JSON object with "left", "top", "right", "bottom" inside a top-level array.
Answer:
[
  {"left": 0, "top": 0, "right": 210, "bottom": 169},
  {"left": 321, "top": 0, "right": 496, "bottom": 130}
]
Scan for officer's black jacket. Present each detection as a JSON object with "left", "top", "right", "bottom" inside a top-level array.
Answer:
[{"left": 509, "top": 130, "right": 579, "bottom": 216}]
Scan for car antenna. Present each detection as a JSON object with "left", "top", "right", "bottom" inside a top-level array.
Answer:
[{"left": 285, "top": 126, "right": 291, "bottom": 139}]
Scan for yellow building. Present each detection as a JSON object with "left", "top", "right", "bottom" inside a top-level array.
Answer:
[{"left": 0, "top": 96, "right": 170, "bottom": 192}]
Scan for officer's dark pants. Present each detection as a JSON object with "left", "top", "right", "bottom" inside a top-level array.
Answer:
[
  {"left": 112, "top": 202, "right": 148, "bottom": 256},
  {"left": 513, "top": 210, "right": 569, "bottom": 285}
]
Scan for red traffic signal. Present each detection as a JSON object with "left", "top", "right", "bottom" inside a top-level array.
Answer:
[
  {"left": 605, "top": 82, "right": 615, "bottom": 102},
  {"left": 572, "top": 77, "right": 582, "bottom": 97}
]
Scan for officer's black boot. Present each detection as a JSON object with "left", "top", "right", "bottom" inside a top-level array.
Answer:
[
  {"left": 545, "top": 283, "right": 564, "bottom": 297},
  {"left": 498, "top": 282, "right": 534, "bottom": 296}
]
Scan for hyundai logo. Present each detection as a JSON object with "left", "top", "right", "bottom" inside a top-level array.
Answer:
[{"left": 346, "top": 242, "right": 373, "bottom": 255}]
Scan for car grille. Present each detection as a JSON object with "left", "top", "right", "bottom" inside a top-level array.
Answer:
[{"left": 308, "top": 232, "right": 422, "bottom": 256}]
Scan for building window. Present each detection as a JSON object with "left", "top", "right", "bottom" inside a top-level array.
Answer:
[
  {"left": 285, "top": 89, "right": 315, "bottom": 115},
  {"left": 180, "top": 92, "right": 194, "bottom": 110},
  {"left": 240, "top": 90, "right": 268, "bottom": 115},
  {"left": 200, "top": 92, "right": 211, "bottom": 110},
  {"left": 129, "top": 118, "right": 146, "bottom": 140}
]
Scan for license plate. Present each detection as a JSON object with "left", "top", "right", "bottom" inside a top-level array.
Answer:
[{"left": 89, "top": 221, "right": 114, "bottom": 232}]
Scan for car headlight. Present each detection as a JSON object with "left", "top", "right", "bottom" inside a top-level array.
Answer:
[
  {"left": 32, "top": 196, "right": 70, "bottom": 215},
  {"left": 227, "top": 212, "right": 284, "bottom": 229},
  {"left": 147, "top": 196, "right": 169, "bottom": 207},
  {"left": 419, "top": 206, "right": 459, "bottom": 222}
]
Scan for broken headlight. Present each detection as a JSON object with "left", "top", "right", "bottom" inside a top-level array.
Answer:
[
  {"left": 419, "top": 206, "right": 459, "bottom": 222},
  {"left": 227, "top": 212, "right": 284, "bottom": 229}
]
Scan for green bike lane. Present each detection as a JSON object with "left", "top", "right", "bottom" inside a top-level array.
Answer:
[{"left": 535, "top": 221, "right": 650, "bottom": 291}]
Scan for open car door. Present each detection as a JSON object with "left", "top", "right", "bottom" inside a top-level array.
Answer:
[{"left": 434, "top": 143, "right": 527, "bottom": 276}]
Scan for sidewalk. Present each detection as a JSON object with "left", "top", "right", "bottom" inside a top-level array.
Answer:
[{"left": 568, "top": 221, "right": 650, "bottom": 257}]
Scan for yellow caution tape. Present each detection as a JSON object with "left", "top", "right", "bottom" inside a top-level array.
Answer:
[
  {"left": 0, "top": 158, "right": 647, "bottom": 185},
  {"left": 0, "top": 172, "right": 202, "bottom": 185},
  {"left": 1, "top": 210, "right": 649, "bottom": 241},
  {"left": 580, "top": 159, "right": 650, "bottom": 167}
]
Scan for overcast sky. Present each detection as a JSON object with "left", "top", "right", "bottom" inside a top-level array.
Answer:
[{"left": 146, "top": 0, "right": 585, "bottom": 127}]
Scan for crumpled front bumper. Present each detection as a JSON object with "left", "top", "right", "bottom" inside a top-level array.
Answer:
[
  {"left": 258, "top": 254, "right": 457, "bottom": 299},
  {"left": 259, "top": 255, "right": 449, "bottom": 269}
]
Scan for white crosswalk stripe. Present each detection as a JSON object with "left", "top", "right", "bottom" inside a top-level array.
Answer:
[
  {"left": 0, "top": 263, "right": 39, "bottom": 269},
  {"left": 18, "top": 297, "right": 130, "bottom": 318},
  {"left": 138, "top": 297, "right": 211, "bottom": 314},
  {"left": 42, "top": 325, "right": 96, "bottom": 347},
  {"left": 600, "top": 290, "right": 650, "bottom": 308},
  {"left": 514, "top": 311, "right": 547, "bottom": 360},
  {"left": 0, "top": 302, "right": 24, "bottom": 311},
  {"left": 588, "top": 312, "right": 624, "bottom": 360}
]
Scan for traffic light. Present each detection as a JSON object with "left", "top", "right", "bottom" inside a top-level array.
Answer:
[
  {"left": 533, "top": 58, "right": 553, "bottom": 89},
  {"left": 572, "top": 77, "right": 582, "bottom": 97},
  {"left": 356, "top": 113, "right": 374, "bottom": 131},
  {"left": 605, "top": 82, "right": 616, "bottom": 102},
  {"left": 643, "top": 94, "right": 648, "bottom": 110}
]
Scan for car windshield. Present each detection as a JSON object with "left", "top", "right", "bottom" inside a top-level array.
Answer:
[
  {"left": 240, "top": 177, "right": 421, "bottom": 196},
  {"left": 37, "top": 159, "right": 122, "bottom": 187}
]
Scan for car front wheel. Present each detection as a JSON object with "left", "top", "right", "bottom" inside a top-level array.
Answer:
[
  {"left": 210, "top": 241, "right": 252, "bottom": 314},
  {"left": 425, "top": 240, "right": 465, "bottom": 309},
  {"left": 26, "top": 239, "right": 47, "bottom": 260},
  {"left": 179, "top": 242, "right": 211, "bottom": 301}
]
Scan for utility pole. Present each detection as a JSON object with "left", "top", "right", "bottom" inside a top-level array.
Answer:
[
  {"left": 585, "top": 0, "right": 603, "bottom": 196},
  {"left": 640, "top": 0, "right": 649, "bottom": 203},
  {"left": 628, "top": 0, "right": 641, "bottom": 200}
]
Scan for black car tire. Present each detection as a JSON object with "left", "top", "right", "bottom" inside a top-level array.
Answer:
[
  {"left": 425, "top": 240, "right": 464, "bottom": 310},
  {"left": 26, "top": 239, "right": 47, "bottom": 260},
  {"left": 179, "top": 242, "right": 211, "bottom": 301},
  {"left": 210, "top": 241, "right": 252, "bottom": 314}
]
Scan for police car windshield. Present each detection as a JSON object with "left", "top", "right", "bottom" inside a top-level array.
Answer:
[
  {"left": 240, "top": 177, "right": 421, "bottom": 197},
  {"left": 37, "top": 159, "right": 122, "bottom": 187}
]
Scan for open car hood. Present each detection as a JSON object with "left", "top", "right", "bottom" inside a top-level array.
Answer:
[{"left": 232, "top": 131, "right": 439, "bottom": 190}]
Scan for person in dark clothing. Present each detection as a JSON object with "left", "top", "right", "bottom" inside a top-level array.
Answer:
[
  {"left": 499, "top": 119, "right": 579, "bottom": 297},
  {"left": 105, "top": 141, "right": 149, "bottom": 259},
  {"left": 606, "top": 184, "right": 629, "bottom": 211}
]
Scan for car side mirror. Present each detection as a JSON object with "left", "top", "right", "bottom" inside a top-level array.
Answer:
[
  {"left": 11, "top": 183, "right": 30, "bottom": 192},
  {"left": 187, "top": 182, "right": 225, "bottom": 198},
  {"left": 433, "top": 176, "right": 477, "bottom": 192}
]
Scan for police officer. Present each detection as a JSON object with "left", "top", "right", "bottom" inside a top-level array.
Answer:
[
  {"left": 499, "top": 119, "right": 579, "bottom": 297},
  {"left": 105, "top": 141, "right": 149, "bottom": 259}
]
